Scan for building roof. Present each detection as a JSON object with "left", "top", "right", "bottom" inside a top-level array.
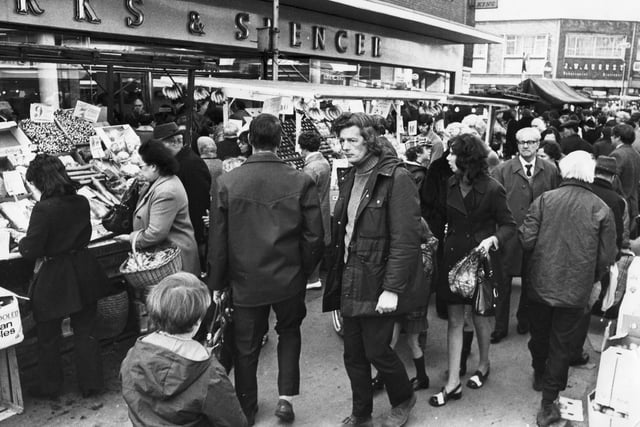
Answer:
[
  {"left": 475, "top": 0, "right": 639, "bottom": 22},
  {"left": 282, "top": 0, "right": 503, "bottom": 44}
]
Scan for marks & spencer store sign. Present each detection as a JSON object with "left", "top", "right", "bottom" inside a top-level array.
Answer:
[{"left": 10, "top": 0, "right": 381, "bottom": 59}]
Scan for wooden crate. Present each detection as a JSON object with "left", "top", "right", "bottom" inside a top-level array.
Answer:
[{"left": 0, "top": 346, "right": 23, "bottom": 422}]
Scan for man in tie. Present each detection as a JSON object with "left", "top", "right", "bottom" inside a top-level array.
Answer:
[{"left": 490, "top": 127, "right": 561, "bottom": 343}]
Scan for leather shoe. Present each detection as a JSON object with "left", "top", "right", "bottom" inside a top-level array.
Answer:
[
  {"left": 517, "top": 323, "right": 530, "bottom": 335},
  {"left": 490, "top": 331, "right": 507, "bottom": 344},
  {"left": 341, "top": 414, "right": 374, "bottom": 427},
  {"left": 381, "top": 393, "right": 416, "bottom": 427},
  {"left": 410, "top": 376, "right": 429, "bottom": 390},
  {"left": 536, "top": 401, "right": 561, "bottom": 427},
  {"left": 275, "top": 399, "right": 294, "bottom": 422},
  {"left": 569, "top": 352, "right": 590, "bottom": 367},
  {"left": 371, "top": 374, "right": 384, "bottom": 391}
]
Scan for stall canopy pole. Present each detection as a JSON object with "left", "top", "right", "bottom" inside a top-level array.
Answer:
[
  {"left": 106, "top": 65, "right": 115, "bottom": 124},
  {"left": 485, "top": 105, "right": 494, "bottom": 147},
  {"left": 394, "top": 101, "right": 402, "bottom": 147},
  {"left": 185, "top": 68, "right": 196, "bottom": 150},
  {"left": 272, "top": 0, "right": 279, "bottom": 81}
]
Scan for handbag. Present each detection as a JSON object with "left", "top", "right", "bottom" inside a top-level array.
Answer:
[
  {"left": 205, "top": 290, "right": 234, "bottom": 373},
  {"left": 449, "top": 248, "right": 483, "bottom": 299},
  {"left": 473, "top": 253, "right": 497, "bottom": 316},
  {"left": 102, "top": 179, "right": 140, "bottom": 234}
]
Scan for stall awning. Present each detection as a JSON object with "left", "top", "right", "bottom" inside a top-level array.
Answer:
[
  {"left": 281, "top": 0, "right": 503, "bottom": 44},
  {"left": 156, "top": 76, "right": 447, "bottom": 102},
  {"left": 519, "top": 78, "right": 594, "bottom": 106},
  {"left": 440, "top": 94, "right": 519, "bottom": 108}
]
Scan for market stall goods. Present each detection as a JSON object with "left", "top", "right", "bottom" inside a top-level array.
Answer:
[
  {"left": 18, "top": 120, "right": 74, "bottom": 154},
  {"left": 54, "top": 109, "right": 96, "bottom": 146}
]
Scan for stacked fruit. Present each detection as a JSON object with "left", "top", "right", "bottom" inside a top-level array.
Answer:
[
  {"left": 54, "top": 109, "right": 96, "bottom": 146},
  {"left": 19, "top": 119, "right": 74, "bottom": 154}
]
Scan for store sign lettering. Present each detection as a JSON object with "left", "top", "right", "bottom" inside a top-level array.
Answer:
[
  {"left": 15, "top": 0, "right": 44, "bottom": 15},
  {"left": 74, "top": 0, "right": 101, "bottom": 24},
  {"left": 11, "top": 1, "right": 383, "bottom": 58},
  {"left": 560, "top": 59, "right": 624, "bottom": 80},
  {"left": 124, "top": 0, "right": 144, "bottom": 27}
]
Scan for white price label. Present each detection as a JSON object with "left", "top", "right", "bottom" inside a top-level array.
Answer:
[{"left": 30, "top": 103, "right": 55, "bottom": 123}]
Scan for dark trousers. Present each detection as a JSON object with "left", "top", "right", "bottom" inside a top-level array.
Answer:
[
  {"left": 571, "top": 308, "right": 591, "bottom": 361},
  {"left": 232, "top": 292, "right": 306, "bottom": 415},
  {"left": 494, "top": 274, "right": 529, "bottom": 334},
  {"left": 36, "top": 303, "right": 103, "bottom": 394},
  {"left": 528, "top": 300, "right": 584, "bottom": 402},
  {"left": 343, "top": 315, "right": 413, "bottom": 418}
]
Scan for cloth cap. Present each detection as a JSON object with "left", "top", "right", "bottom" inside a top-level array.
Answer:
[
  {"left": 152, "top": 122, "right": 181, "bottom": 141},
  {"left": 595, "top": 156, "right": 617, "bottom": 176},
  {"left": 559, "top": 120, "right": 580, "bottom": 130}
]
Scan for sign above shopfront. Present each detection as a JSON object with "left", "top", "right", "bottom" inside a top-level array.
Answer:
[
  {"left": 474, "top": 0, "right": 499, "bottom": 9},
  {"left": 4, "top": 0, "right": 463, "bottom": 71},
  {"left": 558, "top": 58, "right": 625, "bottom": 80}
]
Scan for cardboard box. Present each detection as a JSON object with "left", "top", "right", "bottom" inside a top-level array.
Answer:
[
  {"left": 588, "top": 391, "right": 638, "bottom": 427},
  {"left": 594, "top": 344, "right": 640, "bottom": 415},
  {"left": 617, "top": 257, "right": 640, "bottom": 338}
]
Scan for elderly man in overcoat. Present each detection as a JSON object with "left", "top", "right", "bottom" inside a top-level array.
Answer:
[
  {"left": 209, "top": 114, "right": 324, "bottom": 425},
  {"left": 490, "top": 127, "right": 560, "bottom": 342},
  {"left": 519, "top": 150, "right": 617, "bottom": 427}
]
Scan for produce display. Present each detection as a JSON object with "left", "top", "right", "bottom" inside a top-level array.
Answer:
[
  {"left": 19, "top": 119, "right": 74, "bottom": 154},
  {"left": 0, "top": 199, "right": 35, "bottom": 232},
  {"left": 121, "top": 247, "right": 180, "bottom": 273},
  {"left": 54, "top": 109, "right": 96, "bottom": 146}
]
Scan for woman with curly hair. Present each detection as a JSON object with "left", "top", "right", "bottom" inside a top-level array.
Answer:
[{"left": 429, "top": 133, "right": 515, "bottom": 407}]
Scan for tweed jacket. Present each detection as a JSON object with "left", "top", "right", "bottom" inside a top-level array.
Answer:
[
  {"left": 131, "top": 175, "right": 200, "bottom": 276},
  {"left": 491, "top": 157, "right": 560, "bottom": 275},
  {"left": 303, "top": 151, "right": 331, "bottom": 246}
]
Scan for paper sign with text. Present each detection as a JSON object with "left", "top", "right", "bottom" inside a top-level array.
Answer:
[
  {"left": 408, "top": 120, "right": 418, "bottom": 136},
  {"left": 30, "top": 103, "right": 55, "bottom": 123},
  {"left": 73, "top": 100, "right": 101, "bottom": 123},
  {"left": 370, "top": 100, "right": 392, "bottom": 118}
]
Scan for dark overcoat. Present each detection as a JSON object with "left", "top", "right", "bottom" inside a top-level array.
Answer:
[
  {"left": 19, "top": 194, "right": 109, "bottom": 322},
  {"left": 437, "top": 174, "right": 516, "bottom": 305},
  {"left": 175, "top": 146, "right": 212, "bottom": 244},
  {"left": 491, "top": 157, "right": 560, "bottom": 276},
  {"left": 322, "top": 154, "right": 425, "bottom": 317}
]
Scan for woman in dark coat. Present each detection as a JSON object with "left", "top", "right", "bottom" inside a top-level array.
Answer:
[
  {"left": 19, "top": 154, "right": 109, "bottom": 398},
  {"left": 429, "top": 134, "right": 515, "bottom": 407}
]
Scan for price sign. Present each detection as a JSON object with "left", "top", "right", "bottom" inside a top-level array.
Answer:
[
  {"left": 2, "top": 171, "right": 27, "bottom": 196},
  {"left": 30, "top": 103, "right": 55, "bottom": 123},
  {"left": 408, "top": 120, "right": 418, "bottom": 136},
  {"left": 370, "top": 100, "right": 392, "bottom": 118},
  {"left": 262, "top": 97, "right": 281, "bottom": 116},
  {"left": 73, "top": 100, "right": 101, "bottom": 123},
  {"left": 89, "top": 135, "right": 105, "bottom": 159}
]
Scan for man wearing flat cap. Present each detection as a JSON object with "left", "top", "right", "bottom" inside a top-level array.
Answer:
[
  {"left": 559, "top": 120, "right": 593, "bottom": 155},
  {"left": 153, "top": 122, "right": 211, "bottom": 269}
]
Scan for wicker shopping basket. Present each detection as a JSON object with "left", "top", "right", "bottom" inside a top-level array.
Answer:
[{"left": 119, "top": 231, "right": 182, "bottom": 290}]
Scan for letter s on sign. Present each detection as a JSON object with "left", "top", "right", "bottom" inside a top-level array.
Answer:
[
  {"left": 235, "top": 13, "right": 250, "bottom": 40},
  {"left": 125, "top": 0, "right": 144, "bottom": 28}
]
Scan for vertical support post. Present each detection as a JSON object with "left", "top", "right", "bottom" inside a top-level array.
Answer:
[
  {"left": 106, "top": 65, "right": 114, "bottom": 124},
  {"left": 185, "top": 68, "right": 196, "bottom": 150},
  {"left": 272, "top": 0, "right": 279, "bottom": 81},
  {"left": 485, "top": 105, "right": 494, "bottom": 147},
  {"left": 395, "top": 101, "right": 402, "bottom": 146},
  {"left": 145, "top": 71, "right": 153, "bottom": 114}
]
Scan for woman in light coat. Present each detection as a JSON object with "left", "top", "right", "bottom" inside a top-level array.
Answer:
[{"left": 118, "top": 140, "right": 200, "bottom": 276}]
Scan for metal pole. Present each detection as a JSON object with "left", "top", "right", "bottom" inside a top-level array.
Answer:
[
  {"left": 185, "top": 68, "right": 195, "bottom": 150},
  {"left": 106, "top": 65, "right": 114, "bottom": 124},
  {"left": 623, "top": 23, "right": 637, "bottom": 108},
  {"left": 272, "top": 0, "right": 279, "bottom": 81}
]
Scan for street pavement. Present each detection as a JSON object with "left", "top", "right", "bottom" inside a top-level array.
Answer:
[{"left": 5, "top": 281, "right": 602, "bottom": 426}]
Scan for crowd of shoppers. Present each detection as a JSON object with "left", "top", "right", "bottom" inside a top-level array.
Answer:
[{"left": 22, "top": 97, "right": 639, "bottom": 427}]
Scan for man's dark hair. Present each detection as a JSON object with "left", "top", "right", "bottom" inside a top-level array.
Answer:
[
  {"left": 405, "top": 146, "right": 423, "bottom": 162},
  {"left": 249, "top": 113, "right": 281, "bottom": 150},
  {"left": 418, "top": 114, "right": 433, "bottom": 126},
  {"left": 613, "top": 123, "right": 636, "bottom": 144},
  {"left": 26, "top": 154, "right": 76, "bottom": 199},
  {"left": 139, "top": 113, "right": 154, "bottom": 126},
  {"left": 138, "top": 140, "right": 179, "bottom": 175},
  {"left": 331, "top": 112, "right": 383, "bottom": 156},
  {"left": 371, "top": 115, "right": 391, "bottom": 136},
  {"left": 298, "top": 132, "right": 321, "bottom": 152}
]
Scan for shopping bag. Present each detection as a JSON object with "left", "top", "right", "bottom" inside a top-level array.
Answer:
[
  {"left": 102, "top": 179, "right": 140, "bottom": 234},
  {"left": 473, "top": 254, "right": 496, "bottom": 316},
  {"left": 449, "top": 248, "right": 483, "bottom": 299},
  {"left": 205, "top": 290, "right": 234, "bottom": 373},
  {"left": 602, "top": 255, "right": 634, "bottom": 312},
  {"left": 0, "top": 287, "right": 28, "bottom": 350}
]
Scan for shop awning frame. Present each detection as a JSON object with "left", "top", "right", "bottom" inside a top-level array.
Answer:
[
  {"left": 158, "top": 76, "right": 447, "bottom": 102},
  {"left": 0, "top": 43, "right": 217, "bottom": 71}
]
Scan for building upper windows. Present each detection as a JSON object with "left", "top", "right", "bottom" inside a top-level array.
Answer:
[
  {"left": 565, "top": 33, "right": 627, "bottom": 59},
  {"left": 505, "top": 34, "right": 548, "bottom": 58}
]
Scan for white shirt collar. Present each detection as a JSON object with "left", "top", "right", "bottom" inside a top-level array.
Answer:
[{"left": 519, "top": 155, "right": 536, "bottom": 171}]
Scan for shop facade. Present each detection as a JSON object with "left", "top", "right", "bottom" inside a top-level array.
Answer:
[{"left": 0, "top": 0, "right": 499, "bottom": 121}]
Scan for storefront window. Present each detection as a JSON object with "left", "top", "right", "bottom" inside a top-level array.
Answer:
[{"left": 565, "top": 34, "right": 627, "bottom": 59}]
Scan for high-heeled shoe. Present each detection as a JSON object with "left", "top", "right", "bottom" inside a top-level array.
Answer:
[
  {"left": 428, "top": 383, "right": 462, "bottom": 407},
  {"left": 466, "top": 367, "right": 490, "bottom": 389}
]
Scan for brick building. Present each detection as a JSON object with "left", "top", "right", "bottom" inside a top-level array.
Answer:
[{"left": 470, "top": 0, "right": 640, "bottom": 98}]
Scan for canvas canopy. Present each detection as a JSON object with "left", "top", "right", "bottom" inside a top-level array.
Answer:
[{"left": 519, "top": 78, "right": 593, "bottom": 107}]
